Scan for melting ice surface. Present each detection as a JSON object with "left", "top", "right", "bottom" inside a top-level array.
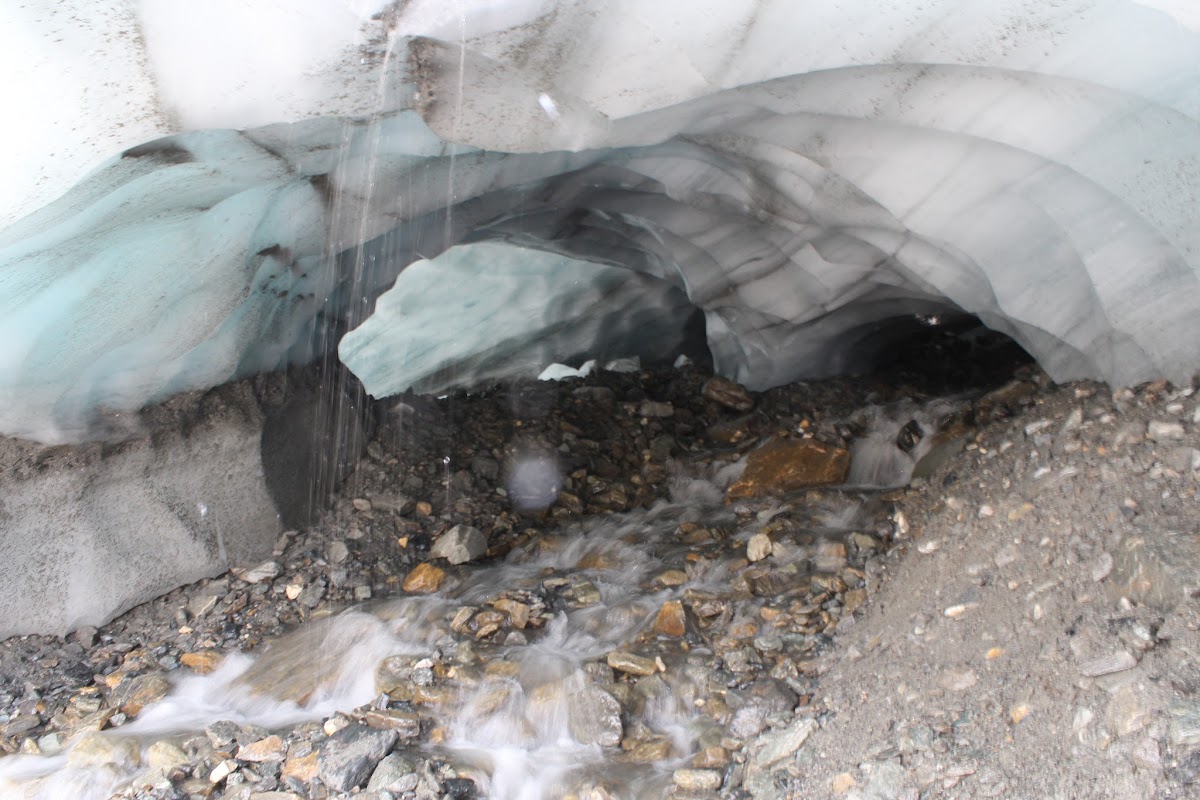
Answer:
[
  {"left": 0, "top": 451, "right": 904, "bottom": 800},
  {"left": 3, "top": 0, "right": 1200, "bottom": 443}
]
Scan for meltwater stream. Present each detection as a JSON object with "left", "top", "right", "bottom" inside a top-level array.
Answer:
[{"left": 0, "top": 398, "right": 941, "bottom": 800}]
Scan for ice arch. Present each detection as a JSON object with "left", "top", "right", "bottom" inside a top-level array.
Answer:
[{"left": 2, "top": 0, "right": 1200, "bottom": 443}]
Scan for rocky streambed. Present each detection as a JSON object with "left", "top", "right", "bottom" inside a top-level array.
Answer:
[{"left": 1, "top": 363, "right": 1199, "bottom": 800}]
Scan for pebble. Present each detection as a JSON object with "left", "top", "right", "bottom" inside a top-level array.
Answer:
[
  {"left": 638, "top": 400, "right": 675, "bottom": 418},
  {"left": 234, "top": 560, "right": 281, "bottom": 584},
  {"left": 403, "top": 562, "right": 447, "bottom": 593},
  {"left": 747, "top": 533, "right": 773, "bottom": 562},
  {"left": 673, "top": 768, "right": 722, "bottom": 791},
  {"left": 327, "top": 541, "right": 349, "bottom": 564},
  {"left": 366, "top": 752, "right": 421, "bottom": 793},
  {"left": 653, "top": 600, "right": 687, "bottom": 637},
  {"left": 606, "top": 651, "right": 659, "bottom": 676},
  {"left": 180, "top": 650, "right": 222, "bottom": 674},
  {"left": 702, "top": 377, "right": 755, "bottom": 412},
  {"left": 1147, "top": 420, "right": 1185, "bottom": 442},
  {"left": 1091, "top": 552, "right": 1114, "bottom": 582},
  {"left": 237, "top": 734, "right": 287, "bottom": 762},
  {"left": 940, "top": 669, "right": 978, "bottom": 692},
  {"left": 751, "top": 717, "right": 817, "bottom": 769},
  {"left": 832, "top": 772, "right": 858, "bottom": 793},
  {"left": 429, "top": 524, "right": 488, "bottom": 565},
  {"left": 1077, "top": 651, "right": 1138, "bottom": 677}
]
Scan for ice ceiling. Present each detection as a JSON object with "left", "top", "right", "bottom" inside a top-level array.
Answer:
[{"left": 3, "top": 0, "right": 1200, "bottom": 444}]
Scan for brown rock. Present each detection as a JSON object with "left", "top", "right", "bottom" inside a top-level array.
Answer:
[
  {"left": 702, "top": 377, "right": 755, "bottom": 412},
  {"left": 493, "top": 598, "right": 531, "bottom": 629},
  {"left": 653, "top": 601, "right": 687, "bottom": 637},
  {"left": 402, "top": 563, "right": 446, "bottom": 594},
  {"left": 281, "top": 751, "right": 318, "bottom": 782},
  {"left": 108, "top": 672, "right": 171, "bottom": 717},
  {"left": 236, "top": 735, "right": 287, "bottom": 762},
  {"left": 607, "top": 651, "right": 659, "bottom": 676},
  {"left": 180, "top": 651, "right": 223, "bottom": 674},
  {"left": 360, "top": 709, "right": 421, "bottom": 740},
  {"left": 727, "top": 439, "right": 850, "bottom": 500}
]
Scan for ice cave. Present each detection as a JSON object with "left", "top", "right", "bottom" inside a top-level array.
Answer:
[
  {"left": 3, "top": 0, "right": 1200, "bottom": 634},
  {"left": 3, "top": 2, "right": 1200, "bottom": 797}
]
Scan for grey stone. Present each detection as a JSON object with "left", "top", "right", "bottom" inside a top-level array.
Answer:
[
  {"left": 567, "top": 685, "right": 623, "bottom": 747},
  {"left": 673, "top": 768, "right": 722, "bottom": 790},
  {"left": 751, "top": 717, "right": 817, "bottom": 769},
  {"left": 1168, "top": 700, "right": 1200, "bottom": 747},
  {"left": 1147, "top": 420, "right": 1185, "bottom": 442},
  {"left": 1078, "top": 651, "right": 1138, "bottom": 677},
  {"left": 366, "top": 752, "right": 421, "bottom": 793},
  {"left": 429, "top": 524, "right": 487, "bottom": 565},
  {"left": 317, "top": 723, "right": 398, "bottom": 792},
  {"left": 1110, "top": 528, "right": 1200, "bottom": 611}
]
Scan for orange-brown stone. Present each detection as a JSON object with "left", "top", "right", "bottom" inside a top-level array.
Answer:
[
  {"left": 180, "top": 650, "right": 222, "bottom": 674},
  {"left": 403, "top": 562, "right": 446, "bottom": 593},
  {"left": 726, "top": 439, "right": 849, "bottom": 500},
  {"left": 653, "top": 600, "right": 687, "bottom": 637}
]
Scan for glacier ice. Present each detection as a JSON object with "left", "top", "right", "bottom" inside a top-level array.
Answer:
[{"left": 2, "top": 0, "right": 1200, "bottom": 443}]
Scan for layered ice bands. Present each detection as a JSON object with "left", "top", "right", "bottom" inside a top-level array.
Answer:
[{"left": 2, "top": 0, "right": 1200, "bottom": 443}]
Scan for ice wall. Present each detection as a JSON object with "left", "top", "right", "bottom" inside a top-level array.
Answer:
[{"left": 2, "top": 0, "right": 1200, "bottom": 443}]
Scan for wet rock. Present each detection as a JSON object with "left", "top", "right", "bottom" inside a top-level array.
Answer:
[
  {"left": 317, "top": 723, "right": 398, "bottom": 792},
  {"left": 403, "top": 563, "right": 446, "bottom": 594},
  {"left": 607, "top": 651, "right": 659, "bottom": 676},
  {"left": 360, "top": 709, "right": 421, "bottom": 740},
  {"left": 430, "top": 524, "right": 487, "bottom": 565},
  {"left": 108, "top": 671, "right": 171, "bottom": 717},
  {"left": 673, "top": 768, "right": 722, "bottom": 791},
  {"left": 896, "top": 420, "right": 923, "bottom": 453},
  {"left": 145, "top": 740, "right": 189, "bottom": 771},
  {"left": 746, "top": 533, "right": 772, "bottom": 562},
  {"left": 702, "top": 377, "right": 754, "bottom": 412},
  {"left": 568, "top": 685, "right": 624, "bottom": 747},
  {"left": 653, "top": 600, "right": 686, "bottom": 637},
  {"left": 367, "top": 751, "right": 421, "bottom": 793},
  {"left": 68, "top": 732, "right": 140, "bottom": 768},
  {"left": 181, "top": 650, "right": 223, "bottom": 674},
  {"left": 727, "top": 439, "right": 850, "bottom": 500}
]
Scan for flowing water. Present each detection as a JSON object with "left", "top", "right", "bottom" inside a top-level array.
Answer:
[{"left": 0, "top": 439, "right": 922, "bottom": 799}]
